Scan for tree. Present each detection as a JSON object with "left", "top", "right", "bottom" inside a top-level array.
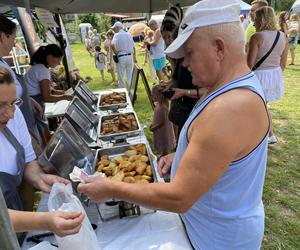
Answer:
[{"left": 78, "top": 13, "right": 101, "bottom": 30}]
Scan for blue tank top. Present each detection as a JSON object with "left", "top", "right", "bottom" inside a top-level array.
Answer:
[{"left": 170, "top": 72, "right": 269, "bottom": 250}]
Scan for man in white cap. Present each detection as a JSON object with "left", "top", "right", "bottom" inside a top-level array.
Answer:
[
  {"left": 78, "top": 1, "right": 269, "bottom": 249},
  {"left": 111, "top": 21, "right": 137, "bottom": 88}
]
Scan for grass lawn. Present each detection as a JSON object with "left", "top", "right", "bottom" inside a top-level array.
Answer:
[{"left": 70, "top": 43, "right": 300, "bottom": 249}]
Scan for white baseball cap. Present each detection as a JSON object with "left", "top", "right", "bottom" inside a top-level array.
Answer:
[
  {"left": 165, "top": 0, "right": 241, "bottom": 58},
  {"left": 111, "top": 21, "right": 123, "bottom": 29}
]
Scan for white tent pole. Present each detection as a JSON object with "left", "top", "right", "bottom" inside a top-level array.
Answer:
[{"left": 0, "top": 188, "right": 20, "bottom": 250}]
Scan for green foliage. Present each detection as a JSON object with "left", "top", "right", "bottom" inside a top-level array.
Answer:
[
  {"left": 78, "top": 13, "right": 101, "bottom": 30},
  {"left": 98, "top": 14, "right": 112, "bottom": 34},
  {"left": 77, "top": 13, "right": 112, "bottom": 33},
  {"left": 32, "top": 18, "right": 47, "bottom": 42}
]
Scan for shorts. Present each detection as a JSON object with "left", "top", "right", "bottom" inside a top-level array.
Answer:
[
  {"left": 152, "top": 57, "right": 166, "bottom": 71},
  {"left": 288, "top": 35, "right": 298, "bottom": 49}
]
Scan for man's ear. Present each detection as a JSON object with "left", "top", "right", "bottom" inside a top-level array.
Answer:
[
  {"left": 0, "top": 32, "right": 5, "bottom": 42},
  {"left": 214, "top": 38, "right": 225, "bottom": 62}
]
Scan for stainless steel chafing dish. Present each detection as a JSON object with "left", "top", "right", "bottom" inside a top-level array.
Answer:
[
  {"left": 97, "top": 89, "right": 130, "bottom": 111},
  {"left": 65, "top": 97, "right": 99, "bottom": 145},
  {"left": 74, "top": 80, "right": 98, "bottom": 112},
  {"left": 92, "top": 142, "right": 157, "bottom": 220},
  {"left": 97, "top": 111, "right": 141, "bottom": 141},
  {"left": 38, "top": 119, "right": 95, "bottom": 179}
]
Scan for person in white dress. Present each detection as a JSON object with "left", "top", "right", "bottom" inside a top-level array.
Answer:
[{"left": 247, "top": 6, "right": 288, "bottom": 143}]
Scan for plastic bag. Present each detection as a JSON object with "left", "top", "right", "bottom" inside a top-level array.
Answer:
[{"left": 48, "top": 183, "right": 99, "bottom": 250}]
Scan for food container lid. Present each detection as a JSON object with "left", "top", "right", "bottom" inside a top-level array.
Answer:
[
  {"left": 65, "top": 97, "right": 98, "bottom": 143},
  {"left": 74, "top": 80, "right": 98, "bottom": 112},
  {"left": 38, "top": 119, "right": 95, "bottom": 179}
]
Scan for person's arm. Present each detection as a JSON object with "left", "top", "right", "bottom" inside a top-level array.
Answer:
[
  {"left": 78, "top": 89, "right": 269, "bottom": 212},
  {"left": 170, "top": 87, "right": 207, "bottom": 100},
  {"left": 40, "top": 79, "right": 72, "bottom": 102},
  {"left": 247, "top": 33, "right": 261, "bottom": 69},
  {"left": 132, "top": 46, "right": 137, "bottom": 64},
  {"left": 280, "top": 35, "right": 289, "bottom": 71},
  {"left": 111, "top": 44, "right": 117, "bottom": 55},
  {"left": 30, "top": 97, "right": 43, "bottom": 118},
  {"left": 24, "top": 160, "right": 69, "bottom": 193},
  {"left": 8, "top": 209, "right": 84, "bottom": 237},
  {"left": 149, "top": 29, "right": 161, "bottom": 47}
]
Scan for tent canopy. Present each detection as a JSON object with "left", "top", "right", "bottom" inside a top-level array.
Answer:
[
  {"left": 291, "top": 0, "right": 300, "bottom": 15},
  {"left": 0, "top": 0, "right": 198, "bottom": 13},
  {"left": 236, "top": 0, "right": 251, "bottom": 14}
]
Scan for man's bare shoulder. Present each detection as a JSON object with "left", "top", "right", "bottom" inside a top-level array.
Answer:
[
  {"left": 188, "top": 88, "right": 268, "bottom": 160},
  {"left": 204, "top": 88, "right": 264, "bottom": 117}
]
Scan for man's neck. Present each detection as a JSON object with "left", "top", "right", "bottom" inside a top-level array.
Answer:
[{"left": 207, "top": 61, "right": 250, "bottom": 94}]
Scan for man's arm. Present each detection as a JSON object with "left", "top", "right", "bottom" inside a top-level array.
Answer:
[
  {"left": 78, "top": 89, "right": 269, "bottom": 213},
  {"left": 111, "top": 44, "right": 117, "bottom": 55}
]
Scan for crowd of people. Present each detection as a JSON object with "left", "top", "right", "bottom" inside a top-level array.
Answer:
[{"left": 0, "top": 0, "right": 299, "bottom": 248}]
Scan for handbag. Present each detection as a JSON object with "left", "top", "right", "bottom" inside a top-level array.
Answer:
[
  {"left": 113, "top": 54, "right": 119, "bottom": 63},
  {"left": 168, "top": 99, "right": 191, "bottom": 126},
  {"left": 253, "top": 31, "right": 280, "bottom": 71}
]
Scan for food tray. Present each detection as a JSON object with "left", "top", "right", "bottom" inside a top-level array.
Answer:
[
  {"left": 97, "top": 111, "right": 141, "bottom": 141},
  {"left": 92, "top": 143, "right": 157, "bottom": 185},
  {"left": 97, "top": 90, "right": 130, "bottom": 111}
]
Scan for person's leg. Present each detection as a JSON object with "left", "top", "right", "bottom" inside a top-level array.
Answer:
[
  {"left": 289, "top": 48, "right": 295, "bottom": 65},
  {"left": 110, "top": 67, "right": 117, "bottom": 85},
  {"left": 100, "top": 70, "right": 104, "bottom": 81},
  {"left": 125, "top": 58, "right": 133, "bottom": 89},
  {"left": 117, "top": 60, "right": 126, "bottom": 88},
  {"left": 266, "top": 105, "right": 278, "bottom": 144},
  {"left": 156, "top": 70, "right": 165, "bottom": 82}
]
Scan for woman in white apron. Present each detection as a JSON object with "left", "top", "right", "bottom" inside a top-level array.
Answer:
[{"left": 0, "top": 65, "right": 84, "bottom": 237}]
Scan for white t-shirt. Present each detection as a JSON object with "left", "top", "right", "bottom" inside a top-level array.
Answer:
[
  {"left": 0, "top": 107, "right": 36, "bottom": 175},
  {"left": 111, "top": 29, "right": 134, "bottom": 54},
  {"left": 0, "top": 59, "right": 23, "bottom": 98},
  {"left": 25, "top": 64, "right": 50, "bottom": 96}
]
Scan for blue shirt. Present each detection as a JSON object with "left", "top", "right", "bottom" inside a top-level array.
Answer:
[{"left": 171, "top": 72, "right": 269, "bottom": 250}]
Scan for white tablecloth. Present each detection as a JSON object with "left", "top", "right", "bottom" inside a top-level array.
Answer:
[
  {"left": 21, "top": 194, "right": 192, "bottom": 250},
  {"left": 44, "top": 100, "right": 70, "bottom": 119}
]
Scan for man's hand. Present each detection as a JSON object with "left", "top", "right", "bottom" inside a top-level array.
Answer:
[
  {"left": 77, "top": 176, "right": 111, "bottom": 203},
  {"left": 46, "top": 211, "right": 84, "bottom": 237},
  {"left": 157, "top": 153, "right": 175, "bottom": 179}
]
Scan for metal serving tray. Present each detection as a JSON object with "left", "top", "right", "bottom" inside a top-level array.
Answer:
[
  {"left": 38, "top": 119, "right": 95, "bottom": 179},
  {"left": 92, "top": 142, "right": 157, "bottom": 185},
  {"left": 74, "top": 80, "right": 98, "bottom": 112},
  {"left": 97, "top": 89, "right": 130, "bottom": 111},
  {"left": 65, "top": 97, "right": 99, "bottom": 144},
  {"left": 97, "top": 111, "right": 141, "bottom": 141}
]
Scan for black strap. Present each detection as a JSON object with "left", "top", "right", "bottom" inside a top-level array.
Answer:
[{"left": 253, "top": 31, "right": 280, "bottom": 71}]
